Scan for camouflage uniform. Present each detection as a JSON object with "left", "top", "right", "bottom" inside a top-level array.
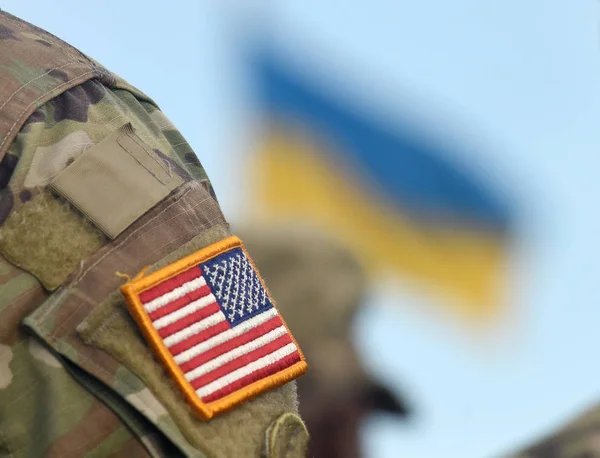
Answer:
[
  {"left": 0, "top": 10, "right": 307, "bottom": 458},
  {"left": 240, "top": 226, "right": 410, "bottom": 458},
  {"left": 509, "top": 404, "right": 600, "bottom": 458}
]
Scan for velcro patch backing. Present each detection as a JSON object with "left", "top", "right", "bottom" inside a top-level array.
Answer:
[
  {"left": 120, "top": 235, "right": 307, "bottom": 420},
  {"left": 50, "top": 123, "right": 183, "bottom": 239},
  {"left": 0, "top": 192, "right": 105, "bottom": 290}
]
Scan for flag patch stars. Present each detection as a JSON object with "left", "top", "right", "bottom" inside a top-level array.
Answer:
[{"left": 120, "top": 235, "right": 307, "bottom": 420}]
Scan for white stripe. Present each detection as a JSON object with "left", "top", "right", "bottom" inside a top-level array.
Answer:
[
  {"left": 173, "top": 308, "right": 279, "bottom": 364},
  {"left": 152, "top": 294, "right": 216, "bottom": 330},
  {"left": 196, "top": 343, "right": 298, "bottom": 398},
  {"left": 163, "top": 312, "right": 225, "bottom": 347},
  {"left": 184, "top": 326, "right": 288, "bottom": 382},
  {"left": 143, "top": 276, "right": 207, "bottom": 313}
]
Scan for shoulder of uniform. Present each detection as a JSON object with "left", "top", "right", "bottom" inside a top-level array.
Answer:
[
  {"left": 0, "top": 12, "right": 156, "bottom": 163},
  {"left": 0, "top": 12, "right": 106, "bottom": 162}
]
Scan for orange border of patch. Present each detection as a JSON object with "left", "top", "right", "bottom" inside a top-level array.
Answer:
[{"left": 120, "top": 235, "right": 308, "bottom": 420}]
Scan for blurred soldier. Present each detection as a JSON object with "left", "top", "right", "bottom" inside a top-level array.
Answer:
[
  {"left": 241, "top": 225, "right": 411, "bottom": 458},
  {"left": 0, "top": 10, "right": 308, "bottom": 457},
  {"left": 509, "top": 404, "right": 600, "bottom": 458}
]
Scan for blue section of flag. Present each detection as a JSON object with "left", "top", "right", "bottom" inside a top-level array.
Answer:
[
  {"left": 200, "top": 248, "right": 273, "bottom": 326},
  {"left": 252, "top": 52, "right": 512, "bottom": 231}
]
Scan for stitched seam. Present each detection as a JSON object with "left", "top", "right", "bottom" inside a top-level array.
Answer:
[
  {"left": 0, "top": 282, "right": 47, "bottom": 317},
  {"left": 178, "top": 200, "right": 198, "bottom": 234},
  {"left": 0, "top": 61, "right": 79, "bottom": 113},
  {"left": 185, "top": 196, "right": 203, "bottom": 233},
  {"left": 116, "top": 133, "right": 170, "bottom": 185},
  {"left": 0, "top": 69, "right": 98, "bottom": 153},
  {"left": 34, "top": 288, "right": 68, "bottom": 331},
  {"left": 86, "top": 309, "right": 123, "bottom": 344},
  {"left": 48, "top": 192, "right": 221, "bottom": 351},
  {"left": 128, "top": 132, "right": 171, "bottom": 176},
  {"left": 51, "top": 221, "right": 202, "bottom": 338},
  {"left": 134, "top": 214, "right": 222, "bottom": 268},
  {"left": 73, "top": 186, "right": 194, "bottom": 286},
  {"left": 169, "top": 141, "right": 190, "bottom": 148},
  {"left": 39, "top": 186, "right": 196, "bottom": 335}
]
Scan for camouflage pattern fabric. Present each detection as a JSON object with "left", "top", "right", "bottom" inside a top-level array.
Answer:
[
  {"left": 0, "top": 10, "right": 304, "bottom": 458},
  {"left": 240, "top": 226, "right": 411, "bottom": 458},
  {"left": 509, "top": 404, "right": 600, "bottom": 458}
]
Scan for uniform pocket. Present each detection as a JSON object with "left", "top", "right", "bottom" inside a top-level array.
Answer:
[{"left": 23, "top": 181, "right": 227, "bottom": 457}]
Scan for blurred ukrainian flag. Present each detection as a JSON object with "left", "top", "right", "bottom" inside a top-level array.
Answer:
[{"left": 248, "top": 52, "right": 514, "bottom": 323}]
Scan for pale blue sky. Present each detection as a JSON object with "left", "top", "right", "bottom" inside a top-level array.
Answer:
[{"left": 6, "top": 1, "right": 600, "bottom": 457}]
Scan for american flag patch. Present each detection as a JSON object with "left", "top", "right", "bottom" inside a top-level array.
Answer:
[{"left": 120, "top": 235, "right": 307, "bottom": 420}]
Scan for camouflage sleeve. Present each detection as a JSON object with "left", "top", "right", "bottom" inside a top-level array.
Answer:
[{"left": 0, "top": 29, "right": 307, "bottom": 458}]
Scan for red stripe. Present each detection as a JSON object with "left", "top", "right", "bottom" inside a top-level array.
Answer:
[
  {"left": 148, "top": 285, "right": 212, "bottom": 321},
  {"left": 140, "top": 267, "right": 202, "bottom": 303},
  {"left": 189, "top": 334, "right": 293, "bottom": 389},
  {"left": 201, "top": 352, "right": 301, "bottom": 403},
  {"left": 168, "top": 321, "right": 231, "bottom": 355},
  {"left": 156, "top": 302, "right": 221, "bottom": 338},
  {"left": 178, "top": 316, "right": 283, "bottom": 373}
]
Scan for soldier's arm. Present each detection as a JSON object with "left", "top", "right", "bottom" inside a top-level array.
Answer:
[{"left": 0, "top": 11, "right": 307, "bottom": 458}]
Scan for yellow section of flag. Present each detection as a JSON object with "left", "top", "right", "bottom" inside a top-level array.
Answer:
[{"left": 251, "top": 129, "right": 508, "bottom": 323}]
